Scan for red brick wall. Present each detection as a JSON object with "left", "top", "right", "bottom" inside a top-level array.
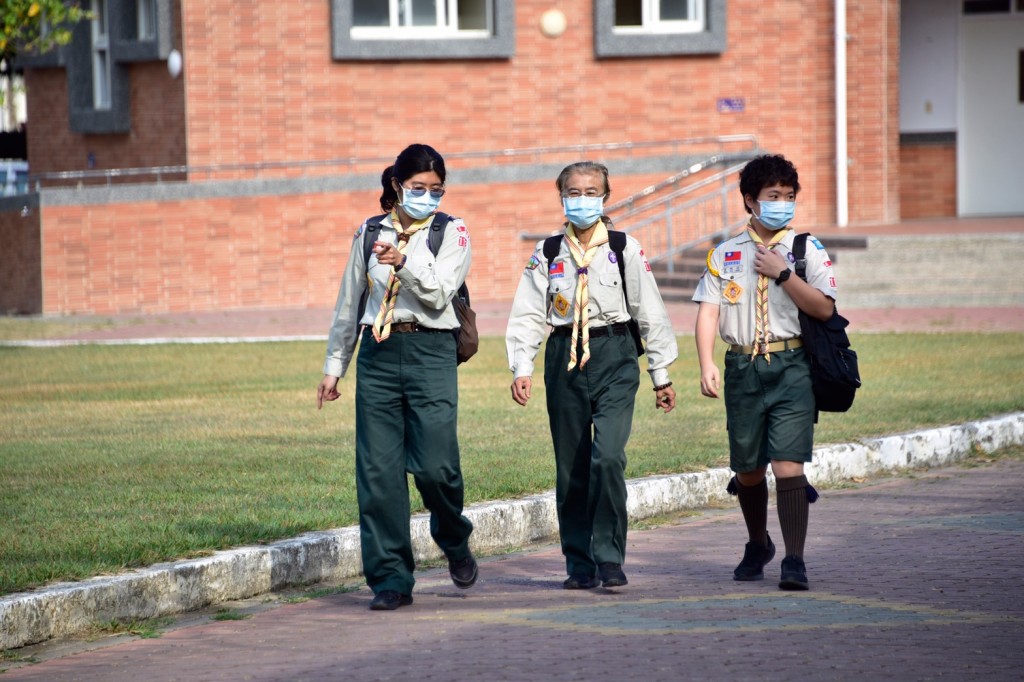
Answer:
[
  {"left": 177, "top": 0, "right": 900, "bottom": 228},
  {"left": 0, "top": 205, "right": 42, "bottom": 314},
  {"left": 900, "top": 142, "right": 956, "bottom": 219},
  {"left": 23, "top": 0, "right": 909, "bottom": 315}
]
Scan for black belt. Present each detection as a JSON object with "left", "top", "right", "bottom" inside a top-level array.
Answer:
[
  {"left": 552, "top": 322, "right": 630, "bottom": 338},
  {"left": 381, "top": 322, "right": 451, "bottom": 334}
]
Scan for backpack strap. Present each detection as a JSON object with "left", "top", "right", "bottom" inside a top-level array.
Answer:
[
  {"left": 427, "top": 212, "right": 452, "bottom": 258},
  {"left": 793, "top": 232, "right": 810, "bottom": 281}
]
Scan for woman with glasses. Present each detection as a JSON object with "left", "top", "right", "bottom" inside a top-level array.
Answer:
[
  {"left": 317, "top": 143, "right": 477, "bottom": 611},
  {"left": 505, "top": 161, "right": 679, "bottom": 590}
]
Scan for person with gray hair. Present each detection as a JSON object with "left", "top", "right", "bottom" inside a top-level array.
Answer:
[{"left": 506, "top": 161, "right": 678, "bottom": 590}]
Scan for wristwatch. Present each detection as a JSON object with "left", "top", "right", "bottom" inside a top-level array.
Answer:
[{"left": 775, "top": 269, "right": 792, "bottom": 285}]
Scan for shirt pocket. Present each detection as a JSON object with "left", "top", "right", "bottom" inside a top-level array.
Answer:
[{"left": 590, "top": 271, "right": 624, "bottom": 315}]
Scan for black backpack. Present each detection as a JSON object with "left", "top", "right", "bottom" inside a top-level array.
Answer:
[
  {"left": 792, "top": 233, "right": 861, "bottom": 414},
  {"left": 355, "top": 212, "right": 477, "bottom": 363},
  {"left": 542, "top": 225, "right": 644, "bottom": 357}
]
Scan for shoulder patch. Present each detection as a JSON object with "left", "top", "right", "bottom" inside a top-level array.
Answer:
[
  {"left": 525, "top": 254, "right": 540, "bottom": 271},
  {"left": 355, "top": 224, "right": 365, "bottom": 238}
]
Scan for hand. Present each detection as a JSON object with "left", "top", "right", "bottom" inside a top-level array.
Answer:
[
  {"left": 753, "top": 245, "right": 789, "bottom": 279},
  {"left": 317, "top": 375, "right": 341, "bottom": 409},
  {"left": 655, "top": 386, "right": 676, "bottom": 413},
  {"left": 700, "top": 366, "right": 721, "bottom": 399},
  {"left": 511, "top": 377, "right": 532, "bottom": 406},
  {"left": 373, "top": 241, "right": 403, "bottom": 267}
]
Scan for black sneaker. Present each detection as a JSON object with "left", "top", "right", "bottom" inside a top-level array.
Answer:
[
  {"left": 448, "top": 553, "right": 478, "bottom": 589},
  {"left": 733, "top": 533, "right": 777, "bottom": 581},
  {"left": 369, "top": 590, "right": 413, "bottom": 611},
  {"left": 597, "top": 562, "right": 628, "bottom": 587},
  {"left": 779, "top": 555, "right": 809, "bottom": 591},
  {"left": 563, "top": 574, "right": 601, "bottom": 590}
]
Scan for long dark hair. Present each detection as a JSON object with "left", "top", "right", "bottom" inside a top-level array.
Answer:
[{"left": 379, "top": 144, "right": 447, "bottom": 212}]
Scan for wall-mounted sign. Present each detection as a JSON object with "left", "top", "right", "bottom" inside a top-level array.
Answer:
[{"left": 717, "top": 98, "right": 745, "bottom": 113}]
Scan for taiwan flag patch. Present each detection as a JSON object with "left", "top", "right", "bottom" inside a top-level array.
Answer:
[
  {"left": 723, "top": 250, "right": 744, "bottom": 274},
  {"left": 549, "top": 261, "right": 565, "bottom": 279}
]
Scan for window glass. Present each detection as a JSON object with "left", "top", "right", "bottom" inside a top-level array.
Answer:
[
  {"left": 962, "top": 0, "right": 1010, "bottom": 13},
  {"left": 616, "top": 0, "right": 642, "bottom": 26},
  {"left": 661, "top": 0, "right": 691, "bottom": 21},
  {"left": 459, "top": 0, "right": 487, "bottom": 30},
  {"left": 407, "top": 0, "right": 437, "bottom": 27},
  {"left": 137, "top": 0, "right": 155, "bottom": 40},
  {"left": 354, "top": 0, "right": 389, "bottom": 26}
]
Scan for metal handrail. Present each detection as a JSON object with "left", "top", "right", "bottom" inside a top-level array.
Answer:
[{"left": 26, "top": 135, "right": 759, "bottom": 189}]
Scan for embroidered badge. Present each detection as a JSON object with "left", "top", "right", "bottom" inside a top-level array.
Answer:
[
  {"left": 553, "top": 293, "right": 571, "bottom": 316},
  {"left": 355, "top": 224, "right": 365, "bottom": 238},
  {"left": 723, "top": 250, "right": 744, "bottom": 275},
  {"left": 457, "top": 224, "right": 467, "bottom": 233},
  {"left": 829, "top": 277, "right": 837, "bottom": 288},
  {"left": 723, "top": 280, "right": 743, "bottom": 304},
  {"left": 811, "top": 237, "right": 825, "bottom": 250},
  {"left": 644, "top": 258, "right": 651, "bottom": 272},
  {"left": 458, "top": 236, "right": 468, "bottom": 248},
  {"left": 525, "top": 255, "right": 540, "bottom": 271},
  {"left": 824, "top": 259, "right": 832, "bottom": 267},
  {"left": 608, "top": 251, "right": 617, "bottom": 264},
  {"left": 787, "top": 252, "right": 796, "bottom": 263},
  {"left": 706, "top": 249, "right": 720, "bottom": 277},
  {"left": 549, "top": 261, "right": 565, "bottom": 279}
]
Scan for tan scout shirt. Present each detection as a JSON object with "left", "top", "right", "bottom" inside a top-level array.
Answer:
[
  {"left": 323, "top": 213, "right": 472, "bottom": 378},
  {"left": 505, "top": 227, "right": 678, "bottom": 387},
  {"left": 691, "top": 228, "right": 837, "bottom": 346}
]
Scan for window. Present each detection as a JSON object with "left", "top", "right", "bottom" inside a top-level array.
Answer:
[
  {"left": 137, "top": 0, "right": 156, "bottom": 40},
  {"left": 595, "top": 0, "right": 726, "bottom": 58},
  {"left": 331, "top": 0, "right": 513, "bottom": 60},
  {"left": 614, "top": 0, "right": 705, "bottom": 34},
  {"left": 350, "top": 0, "right": 490, "bottom": 39},
  {"left": 91, "top": 0, "right": 111, "bottom": 110}
]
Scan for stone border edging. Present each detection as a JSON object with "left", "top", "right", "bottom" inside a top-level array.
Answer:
[{"left": 2, "top": 411, "right": 1022, "bottom": 650}]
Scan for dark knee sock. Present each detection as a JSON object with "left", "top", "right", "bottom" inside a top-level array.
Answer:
[
  {"left": 735, "top": 478, "right": 769, "bottom": 546},
  {"left": 776, "top": 475, "right": 810, "bottom": 558}
]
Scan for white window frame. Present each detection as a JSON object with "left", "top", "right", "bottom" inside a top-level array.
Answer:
[
  {"left": 351, "top": 0, "right": 491, "bottom": 40},
  {"left": 614, "top": 0, "right": 706, "bottom": 35},
  {"left": 91, "top": 0, "right": 111, "bottom": 110}
]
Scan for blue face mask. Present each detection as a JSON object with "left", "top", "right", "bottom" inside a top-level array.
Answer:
[
  {"left": 563, "top": 195, "right": 604, "bottom": 228},
  {"left": 400, "top": 187, "right": 442, "bottom": 221},
  {"left": 757, "top": 200, "right": 796, "bottom": 230}
]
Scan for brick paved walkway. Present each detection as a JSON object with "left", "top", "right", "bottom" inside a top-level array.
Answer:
[{"left": 5, "top": 458, "right": 1022, "bottom": 681}]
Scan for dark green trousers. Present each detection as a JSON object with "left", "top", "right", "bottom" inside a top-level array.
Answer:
[
  {"left": 354, "top": 328, "right": 473, "bottom": 595},
  {"left": 544, "top": 331, "right": 640, "bottom": 577}
]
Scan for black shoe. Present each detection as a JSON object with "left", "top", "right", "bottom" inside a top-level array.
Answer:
[
  {"left": 448, "top": 553, "right": 478, "bottom": 589},
  {"left": 369, "top": 590, "right": 413, "bottom": 611},
  {"left": 563, "top": 574, "right": 601, "bottom": 590},
  {"left": 733, "top": 533, "right": 777, "bottom": 581},
  {"left": 597, "top": 562, "right": 628, "bottom": 587},
  {"left": 779, "top": 555, "right": 809, "bottom": 591}
]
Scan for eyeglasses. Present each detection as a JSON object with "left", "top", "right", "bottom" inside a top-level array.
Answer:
[
  {"left": 562, "top": 189, "right": 606, "bottom": 199},
  {"left": 402, "top": 184, "right": 446, "bottom": 199}
]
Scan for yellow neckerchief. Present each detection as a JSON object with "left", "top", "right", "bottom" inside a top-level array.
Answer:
[
  {"left": 564, "top": 218, "right": 610, "bottom": 370},
  {"left": 371, "top": 210, "right": 433, "bottom": 342},
  {"left": 745, "top": 221, "right": 791, "bottom": 361}
]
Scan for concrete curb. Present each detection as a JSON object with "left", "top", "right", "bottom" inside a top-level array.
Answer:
[{"left": 2, "top": 411, "right": 1022, "bottom": 651}]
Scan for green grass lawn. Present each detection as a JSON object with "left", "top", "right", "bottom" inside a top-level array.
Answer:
[{"left": 2, "top": 333, "right": 1022, "bottom": 596}]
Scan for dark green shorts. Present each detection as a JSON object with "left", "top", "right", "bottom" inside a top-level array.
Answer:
[{"left": 723, "top": 347, "right": 815, "bottom": 473}]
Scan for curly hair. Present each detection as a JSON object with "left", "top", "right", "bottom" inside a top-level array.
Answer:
[{"left": 738, "top": 154, "right": 801, "bottom": 214}]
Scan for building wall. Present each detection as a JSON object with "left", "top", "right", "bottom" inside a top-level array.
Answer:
[
  {"left": 900, "top": 141, "right": 957, "bottom": 219},
  {"left": 0, "top": 201, "right": 41, "bottom": 314},
  {"left": 19, "top": 0, "right": 908, "bottom": 316},
  {"left": 179, "top": 0, "right": 900, "bottom": 227}
]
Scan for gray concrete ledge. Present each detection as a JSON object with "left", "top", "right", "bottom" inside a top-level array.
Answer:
[{"left": 2, "top": 411, "right": 1022, "bottom": 651}]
